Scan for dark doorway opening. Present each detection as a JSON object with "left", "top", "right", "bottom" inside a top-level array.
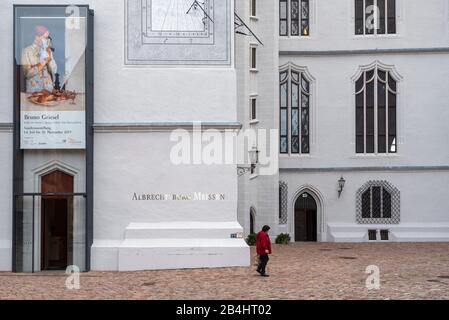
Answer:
[
  {"left": 41, "top": 170, "right": 74, "bottom": 270},
  {"left": 250, "top": 208, "right": 256, "bottom": 234},
  {"left": 294, "top": 192, "right": 317, "bottom": 242}
]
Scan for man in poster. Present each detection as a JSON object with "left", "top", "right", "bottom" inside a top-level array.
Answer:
[{"left": 21, "top": 25, "right": 58, "bottom": 93}]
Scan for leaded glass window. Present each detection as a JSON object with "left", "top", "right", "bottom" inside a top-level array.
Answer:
[
  {"left": 355, "top": 64, "right": 398, "bottom": 154},
  {"left": 280, "top": 0, "right": 310, "bottom": 37},
  {"left": 279, "top": 181, "right": 288, "bottom": 224},
  {"left": 280, "top": 66, "right": 311, "bottom": 155},
  {"left": 280, "top": 71, "right": 289, "bottom": 153},
  {"left": 356, "top": 181, "right": 400, "bottom": 224},
  {"left": 355, "top": 0, "right": 396, "bottom": 35},
  {"left": 280, "top": 0, "right": 288, "bottom": 36},
  {"left": 361, "top": 186, "right": 390, "bottom": 219}
]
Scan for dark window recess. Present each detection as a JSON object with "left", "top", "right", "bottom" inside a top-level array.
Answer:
[
  {"left": 380, "top": 230, "right": 390, "bottom": 241},
  {"left": 279, "top": 69, "right": 311, "bottom": 155},
  {"left": 361, "top": 185, "right": 393, "bottom": 219},
  {"left": 280, "top": 72, "right": 289, "bottom": 154},
  {"left": 355, "top": 0, "right": 396, "bottom": 35},
  {"left": 372, "top": 186, "right": 382, "bottom": 218},
  {"left": 280, "top": 0, "right": 288, "bottom": 36},
  {"left": 251, "top": 0, "right": 257, "bottom": 17},
  {"left": 377, "top": 0, "right": 386, "bottom": 34},
  {"left": 387, "top": 0, "right": 396, "bottom": 34},
  {"left": 368, "top": 230, "right": 377, "bottom": 241},
  {"left": 355, "top": 68, "right": 397, "bottom": 154},
  {"left": 355, "top": 0, "right": 364, "bottom": 34},
  {"left": 251, "top": 99, "right": 257, "bottom": 120},
  {"left": 301, "top": 0, "right": 310, "bottom": 36},
  {"left": 291, "top": 0, "right": 299, "bottom": 36},
  {"left": 250, "top": 211, "right": 255, "bottom": 234},
  {"left": 382, "top": 189, "right": 392, "bottom": 218},
  {"left": 362, "top": 189, "right": 371, "bottom": 218},
  {"left": 251, "top": 47, "right": 257, "bottom": 69}
]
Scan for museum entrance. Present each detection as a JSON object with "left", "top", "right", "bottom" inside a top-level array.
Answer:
[
  {"left": 41, "top": 171, "right": 73, "bottom": 270},
  {"left": 294, "top": 192, "right": 317, "bottom": 242}
]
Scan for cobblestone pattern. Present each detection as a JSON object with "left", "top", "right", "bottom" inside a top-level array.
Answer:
[{"left": 1, "top": 243, "right": 449, "bottom": 300}]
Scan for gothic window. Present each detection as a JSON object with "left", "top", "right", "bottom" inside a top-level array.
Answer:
[
  {"left": 280, "top": 65, "right": 312, "bottom": 155},
  {"left": 280, "top": 0, "right": 310, "bottom": 36},
  {"left": 250, "top": 46, "right": 257, "bottom": 69},
  {"left": 356, "top": 181, "right": 400, "bottom": 224},
  {"left": 250, "top": 0, "right": 257, "bottom": 17},
  {"left": 250, "top": 208, "right": 256, "bottom": 234},
  {"left": 250, "top": 98, "right": 257, "bottom": 120},
  {"left": 355, "top": 0, "right": 396, "bottom": 35},
  {"left": 355, "top": 63, "right": 399, "bottom": 154},
  {"left": 279, "top": 181, "right": 288, "bottom": 224}
]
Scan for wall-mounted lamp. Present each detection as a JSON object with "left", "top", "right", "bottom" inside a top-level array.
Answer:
[
  {"left": 237, "top": 147, "right": 259, "bottom": 176},
  {"left": 338, "top": 176, "right": 346, "bottom": 198}
]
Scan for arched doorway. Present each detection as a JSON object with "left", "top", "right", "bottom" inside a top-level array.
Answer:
[
  {"left": 294, "top": 192, "right": 317, "bottom": 242},
  {"left": 41, "top": 170, "right": 74, "bottom": 270},
  {"left": 250, "top": 208, "right": 256, "bottom": 234}
]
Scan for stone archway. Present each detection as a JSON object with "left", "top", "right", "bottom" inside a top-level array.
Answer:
[{"left": 291, "top": 186, "right": 324, "bottom": 242}]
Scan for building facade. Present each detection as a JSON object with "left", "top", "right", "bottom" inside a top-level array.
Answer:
[
  {"left": 0, "top": 0, "right": 448, "bottom": 273},
  {"left": 236, "top": 0, "right": 449, "bottom": 242}
]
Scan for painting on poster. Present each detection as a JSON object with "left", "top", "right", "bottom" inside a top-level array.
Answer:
[{"left": 15, "top": 6, "right": 87, "bottom": 149}]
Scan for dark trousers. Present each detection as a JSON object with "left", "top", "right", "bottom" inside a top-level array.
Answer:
[{"left": 257, "top": 254, "right": 269, "bottom": 275}]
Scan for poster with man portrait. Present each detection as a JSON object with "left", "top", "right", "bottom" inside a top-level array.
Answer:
[{"left": 15, "top": 6, "right": 88, "bottom": 149}]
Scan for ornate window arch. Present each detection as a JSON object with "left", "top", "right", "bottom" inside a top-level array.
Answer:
[
  {"left": 352, "top": 60, "right": 402, "bottom": 154},
  {"left": 280, "top": 63, "right": 315, "bottom": 155},
  {"left": 356, "top": 180, "right": 400, "bottom": 224},
  {"left": 279, "top": 181, "right": 288, "bottom": 224}
]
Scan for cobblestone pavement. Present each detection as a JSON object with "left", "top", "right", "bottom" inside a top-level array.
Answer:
[{"left": 1, "top": 243, "right": 449, "bottom": 300}]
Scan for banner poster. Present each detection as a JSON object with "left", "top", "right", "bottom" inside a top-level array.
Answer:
[{"left": 16, "top": 6, "right": 87, "bottom": 149}]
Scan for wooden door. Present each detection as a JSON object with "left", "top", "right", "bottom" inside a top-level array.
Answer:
[
  {"left": 41, "top": 170, "right": 73, "bottom": 270},
  {"left": 294, "top": 192, "right": 318, "bottom": 242}
]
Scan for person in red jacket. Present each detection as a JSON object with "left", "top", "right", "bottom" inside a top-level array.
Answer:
[{"left": 256, "top": 225, "right": 272, "bottom": 277}]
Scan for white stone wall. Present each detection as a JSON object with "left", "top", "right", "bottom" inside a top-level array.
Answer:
[
  {"left": 94, "top": 132, "right": 238, "bottom": 240},
  {"left": 280, "top": 0, "right": 449, "bottom": 52},
  {"left": 280, "top": 170, "right": 449, "bottom": 242}
]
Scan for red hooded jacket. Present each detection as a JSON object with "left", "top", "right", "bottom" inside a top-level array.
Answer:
[{"left": 256, "top": 231, "right": 272, "bottom": 255}]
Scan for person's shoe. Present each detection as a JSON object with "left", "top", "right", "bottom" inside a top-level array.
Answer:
[
  {"left": 260, "top": 274, "right": 270, "bottom": 277},
  {"left": 256, "top": 269, "right": 262, "bottom": 275}
]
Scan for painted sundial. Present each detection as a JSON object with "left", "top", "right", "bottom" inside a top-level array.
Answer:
[
  {"left": 150, "top": 0, "right": 211, "bottom": 33},
  {"left": 143, "top": 0, "right": 214, "bottom": 44},
  {"left": 126, "top": 0, "right": 231, "bottom": 65}
]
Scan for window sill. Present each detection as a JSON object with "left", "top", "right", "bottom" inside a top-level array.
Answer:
[
  {"left": 249, "top": 119, "right": 259, "bottom": 125},
  {"left": 351, "top": 154, "right": 400, "bottom": 159},
  {"left": 279, "top": 154, "right": 313, "bottom": 159},
  {"left": 280, "top": 35, "right": 312, "bottom": 39},
  {"left": 353, "top": 34, "right": 400, "bottom": 40}
]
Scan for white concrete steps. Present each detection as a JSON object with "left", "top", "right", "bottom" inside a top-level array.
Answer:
[
  {"left": 328, "top": 223, "right": 449, "bottom": 242},
  {"left": 92, "top": 221, "right": 250, "bottom": 271}
]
